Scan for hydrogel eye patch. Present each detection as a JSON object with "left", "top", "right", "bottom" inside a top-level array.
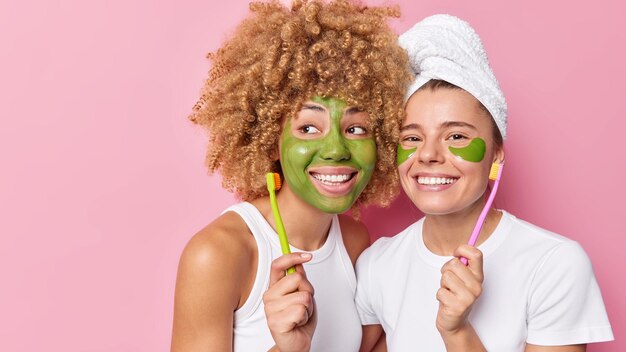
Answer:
[
  {"left": 449, "top": 138, "right": 486, "bottom": 162},
  {"left": 397, "top": 144, "right": 416, "bottom": 166},
  {"left": 397, "top": 137, "right": 486, "bottom": 165}
]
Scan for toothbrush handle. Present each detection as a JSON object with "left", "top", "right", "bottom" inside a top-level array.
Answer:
[
  {"left": 269, "top": 191, "right": 296, "bottom": 274},
  {"left": 461, "top": 171, "right": 503, "bottom": 265}
]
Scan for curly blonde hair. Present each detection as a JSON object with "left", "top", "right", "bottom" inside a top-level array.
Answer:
[{"left": 190, "top": 0, "right": 412, "bottom": 209}]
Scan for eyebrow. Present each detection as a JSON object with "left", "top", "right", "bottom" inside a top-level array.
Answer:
[
  {"left": 301, "top": 103, "right": 325, "bottom": 111},
  {"left": 300, "top": 104, "right": 363, "bottom": 115},
  {"left": 400, "top": 123, "right": 421, "bottom": 132},
  {"left": 441, "top": 121, "right": 478, "bottom": 130},
  {"left": 345, "top": 106, "right": 364, "bottom": 114},
  {"left": 400, "top": 121, "right": 478, "bottom": 131}
]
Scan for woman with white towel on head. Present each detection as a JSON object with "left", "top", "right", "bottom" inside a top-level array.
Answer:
[{"left": 356, "top": 14, "right": 613, "bottom": 351}]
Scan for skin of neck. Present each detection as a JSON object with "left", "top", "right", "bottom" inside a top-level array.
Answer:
[{"left": 422, "top": 195, "right": 502, "bottom": 256}]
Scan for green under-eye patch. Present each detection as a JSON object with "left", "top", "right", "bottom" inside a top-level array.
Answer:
[
  {"left": 397, "top": 144, "right": 416, "bottom": 166},
  {"left": 448, "top": 138, "right": 486, "bottom": 162}
]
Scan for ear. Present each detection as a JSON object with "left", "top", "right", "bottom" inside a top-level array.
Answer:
[
  {"left": 269, "top": 145, "right": 280, "bottom": 162},
  {"left": 493, "top": 145, "right": 505, "bottom": 164},
  {"left": 270, "top": 132, "right": 282, "bottom": 162}
]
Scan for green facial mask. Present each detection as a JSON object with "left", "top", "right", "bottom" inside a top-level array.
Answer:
[
  {"left": 449, "top": 138, "right": 486, "bottom": 162},
  {"left": 280, "top": 96, "right": 376, "bottom": 213},
  {"left": 396, "top": 137, "right": 486, "bottom": 165}
]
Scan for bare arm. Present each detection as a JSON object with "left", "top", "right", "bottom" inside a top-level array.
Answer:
[
  {"left": 371, "top": 332, "right": 387, "bottom": 352},
  {"left": 439, "top": 324, "right": 485, "bottom": 352},
  {"left": 360, "top": 324, "right": 386, "bottom": 352},
  {"left": 171, "top": 217, "right": 254, "bottom": 352},
  {"left": 525, "top": 344, "right": 586, "bottom": 352}
]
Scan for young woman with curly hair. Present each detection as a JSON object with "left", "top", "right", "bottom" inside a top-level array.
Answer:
[{"left": 171, "top": 1, "right": 411, "bottom": 351}]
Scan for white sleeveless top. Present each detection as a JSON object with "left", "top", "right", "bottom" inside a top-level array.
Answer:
[{"left": 224, "top": 202, "right": 362, "bottom": 352}]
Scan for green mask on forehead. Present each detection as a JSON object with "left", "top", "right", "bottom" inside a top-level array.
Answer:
[{"left": 279, "top": 96, "right": 377, "bottom": 213}]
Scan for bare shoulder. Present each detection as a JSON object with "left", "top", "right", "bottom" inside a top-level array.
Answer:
[
  {"left": 172, "top": 211, "right": 258, "bottom": 350},
  {"left": 338, "top": 214, "right": 371, "bottom": 266},
  {"left": 176, "top": 211, "right": 257, "bottom": 308},
  {"left": 181, "top": 211, "right": 254, "bottom": 266}
]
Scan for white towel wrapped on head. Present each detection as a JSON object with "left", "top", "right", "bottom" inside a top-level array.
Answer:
[{"left": 399, "top": 14, "right": 507, "bottom": 140}]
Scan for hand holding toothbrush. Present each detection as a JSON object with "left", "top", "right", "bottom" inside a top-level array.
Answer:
[
  {"left": 436, "top": 245, "right": 486, "bottom": 350},
  {"left": 264, "top": 252, "right": 317, "bottom": 352}
]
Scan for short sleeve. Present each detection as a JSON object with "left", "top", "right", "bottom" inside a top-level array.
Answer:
[
  {"left": 526, "top": 241, "right": 614, "bottom": 345},
  {"left": 355, "top": 248, "right": 380, "bottom": 325}
]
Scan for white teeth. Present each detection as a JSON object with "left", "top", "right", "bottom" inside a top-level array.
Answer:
[
  {"left": 312, "top": 173, "right": 352, "bottom": 184},
  {"left": 417, "top": 176, "right": 457, "bottom": 185}
]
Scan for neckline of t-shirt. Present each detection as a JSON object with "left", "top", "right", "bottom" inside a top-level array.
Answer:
[
  {"left": 242, "top": 202, "right": 336, "bottom": 264},
  {"left": 414, "top": 210, "right": 513, "bottom": 268}
]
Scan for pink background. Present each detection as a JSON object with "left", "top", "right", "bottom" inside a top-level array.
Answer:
[{"left": 0, "top": 0, "right": 623, "bottom": 350}]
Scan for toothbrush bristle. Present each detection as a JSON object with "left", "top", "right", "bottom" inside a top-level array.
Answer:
[
  {"left": 273, "top": 173, "right": 281, "bottom": 191},
  {"left": 489, "top": 163, "right": 500, "bottom": 180}
]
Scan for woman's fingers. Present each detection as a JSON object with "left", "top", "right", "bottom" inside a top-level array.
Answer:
[
  {"left": 264, "top": 253, "right": 316, "bottom": 334},
  {"left": 266, "top": 303, "right": 312, "bottom": 332},
  {"left": 436, "top": 247, "right": 485, "bottom": 334},
  {"left": 441, "top": 257, "right": 483, "bottom": 298},
  {"left": 264, "top": 290, "right": 314, "bottom": 317},
  {"left": 454, "top": 245, "right": 484, "bottom": 281},
  {"left": 265, "top": 269, "right": 315, "bottom": 300},
  {"left": 439, "top": 268, "right": 479, "bottom": 307},
  {"left": 269, "top": 252, "right": 313, "bottom": 286}
]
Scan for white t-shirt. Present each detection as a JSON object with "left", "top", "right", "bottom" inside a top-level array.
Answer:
[
  {"left": 356, "top": 211, "right": 613, "bottom": 351},
  {"left": 225, "top": 202, "right": 362, "bottom": 352}
]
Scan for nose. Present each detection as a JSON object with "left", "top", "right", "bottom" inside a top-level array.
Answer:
[
  {"left": 319, "top": 129, "right": 350, "bottom": 161},
  {"left": 417, "top": 138, "right": 444, "bottom": 164}
]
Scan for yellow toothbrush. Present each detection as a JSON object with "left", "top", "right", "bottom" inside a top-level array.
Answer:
[{"left": 266, "top": 173, "right": 296, "bottom": 274}]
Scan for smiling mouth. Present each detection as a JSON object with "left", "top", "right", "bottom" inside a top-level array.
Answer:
[
  {"left": 416, "top": 176, "right": 458, "bottom": 185},
  {"left": 310, "top": 172, "right": 357, "bottom": 186}
]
